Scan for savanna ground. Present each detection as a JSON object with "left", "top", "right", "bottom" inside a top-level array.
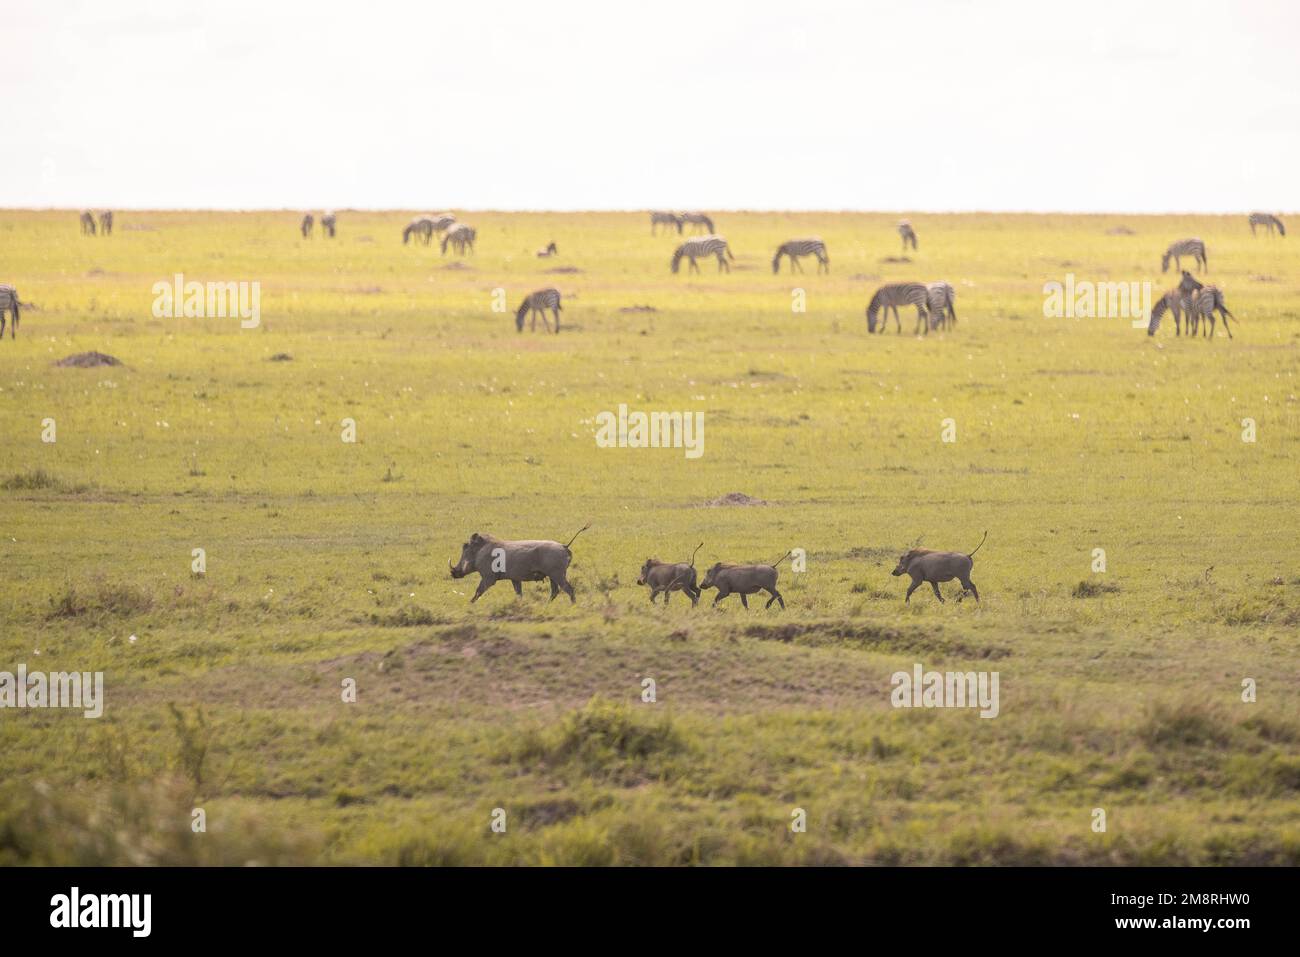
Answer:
[{"left": 1, "top": 209, "right": 1298, "bottom": 865}]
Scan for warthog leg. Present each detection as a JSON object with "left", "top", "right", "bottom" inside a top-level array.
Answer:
[
  {"left": 955, "top": 577, "right": 980, "bottom": 602},
  {"left": 470, "top": 578, "right": 496, "bottom": 602},
  {"left": 512, "top": 580, "right": 523, "bottom": 597},
  {"left": 764, "top": 589, "right": 785, "bottom": 610},
  {"left": 904, "top": 578, "right": 922, "bottom": 602},
  {"left": 548, "top": 579, "right": 560, "bottom": 602},
  {"left": 930, "top": 581, "right": 945, "bottom": 603},
  {"left": 739, "top": 593, "right": 749, "bottom": 609}
]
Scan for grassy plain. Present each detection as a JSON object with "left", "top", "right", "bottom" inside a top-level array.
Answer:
[{"left": 0, "top": 209, "right": 1298, "bottom": 864}]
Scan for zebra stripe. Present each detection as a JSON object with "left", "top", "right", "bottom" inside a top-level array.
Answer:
[
  {"left": 441, "top": 223, "right": 476, "bottom": 255},
  {"left": 0, "top": 283, "right": 20, "bottom": 339},
  {"left": 1248, "top": 212, "right": 1285, "bottom": 237},
  {"left": 403, "top": 217, "right": 433, "bottom": 244},
  {"left": 651, "top": 211, "right": 683, "bottom": 235},
  {"left": 99, "top": 210, "right": 113, "bottom": 235},
  {"left": 671, "top": 235, "right": 733, "bottom": 274},
  {"left": 1161, "top": 238, "right": 1207, "bottom": 273},
  {"left": 516, "top": 288, "right": 562, "bottom": 333},
  {"left": 680, "top": 212, "right": 715, "bottom": 234},
  {"left": 321, "top": 211, "right": 337, "bottom": 237},
  {"left": 772, "top": 239, "right": 828, "bottom": 274},
  {"left": 1187, "top": 286, "right": 1236, "bottom": 339},
  {"left": 866, "top": 282, "right": 930, "bottom": 334},
  {"left": 898, "top": 220, "right": 918, "bottom": 251},
  {"left": 926, "top": 281, "right": 956, "bottom": 329},
  {"left": 79, "top": 211, "right": 96, "bottom": 235},
  {"left": 1148, "top": 272, "right": 1203, "bottom": 336},
  {"left": 300, "top": 213, "right": 314, "bottom": 238}
]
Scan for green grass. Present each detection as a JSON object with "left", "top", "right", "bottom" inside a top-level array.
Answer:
[{"left": 1, "top": 209, "right": 1298, "bottom": 864}]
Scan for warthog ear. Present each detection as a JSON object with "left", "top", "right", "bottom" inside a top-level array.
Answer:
[{"left": 469, "top": 533, "right": 483, "bottom": 544}]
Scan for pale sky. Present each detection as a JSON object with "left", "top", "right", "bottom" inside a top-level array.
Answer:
[{"left": 4, "top": 0, "right": 1298, "bottom": 212}]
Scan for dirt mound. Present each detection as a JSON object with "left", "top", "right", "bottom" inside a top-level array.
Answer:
[
  {"left": 705, "top": 492, "right": 768, "bottom": 507},
  {"left": 1106, "top": 226, "right": 1136, "bottom": 235},
  {"left": 544, "top": 266, "right": 582, "bottom": 274},
  {"left": 442, "top": 262, "right": 473, "bottom": 271},
  {"left": 268, "top": 353, "right": 293, "bottom": 362},
  {"left": 619, "top": 304, "right": 657, "bottom": 313},
  {"left": 55, "top": 351, "right": 121, "bottom": 368},
  {"left": 879, "top": 256, "right": 912, "bottom": 264}
]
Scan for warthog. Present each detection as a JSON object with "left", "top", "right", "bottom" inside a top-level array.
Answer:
[
  {"left": 891, "top": 531, "right": 986, "bottom": 603},
  {"left": 637, "top": 543, "right": 703, "bottom": 606},
  {"left": 449, "top": 524, "right": 589, "bottom": 603},
  {"left": 699, "top": 552, "right": 789, "bottom": 609}
]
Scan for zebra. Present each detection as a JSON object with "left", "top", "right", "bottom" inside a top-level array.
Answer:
[
  {"left": 301, "top": 213, "right": 314, "bottom": 238},
  {"left": 671, "top": 236, "right": 733, "bottom": 274},
  {"left": 537, "top": 242, "right": 558, "bottom": 258},
  {"left": 1161, "top": 238, "right": 1207, "bottom": 273},
  {"left": 1147, "top": 272, "right": 1203, "bottom": 336},
  {"left": 651, "top": 211, "right": 683, "bottom": 235},
  {"left": 99, "top": 210, "right": 113, "bottom": 235},
  {"left": 1187, "top": 286, "right": 1237, "bottom": 339},
  {"left": 1248, "top": 212, "right": 1285, "bottom": 237},
  {"left": 772, "top": 239, "right": 829, "bottom": 274},
  {"left": 680, "top": 212, "right": 714, "bottom": 234},
  {"left": 925, "top": 281, "right": 957, "bottom": 330},
  {"left": 898, "top": 220, "right": 918, "bottom": 252},
  {"left": 320, "top": 211, "right": 337, "bottom": 238},
  {"left": 516, "top": 288, "right": 563, "bottom": 333},
  {"left": 441, "top": 223, "right": 476, "bottom": 255},
  {"left": 79, "top": 211, "right": 96, "bottom": 235},
  {"left": 429, "top": 214, "right": 457, "bottom": 233},
  {"left": 403, "top": 217, "right": 434, "bottom": 245},
  {"left": 0, "top": 284, "right": 20, "bottom": 339},
  {"left": 866, "top": 282, "right": 930, "bottom": 334}
]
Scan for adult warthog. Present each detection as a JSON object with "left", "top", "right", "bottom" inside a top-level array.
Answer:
[
  {"left": 891, "top": 531, "right": 986, "bottom": 603},
  {"left": 699, "top": 551, "right": 790, "bottom": 609},
  {"left": 449, "top": 524, "right": 590, "bottom": 603},
  {"left": 637, "top": 543, "right": 703, "bottom": 606}
]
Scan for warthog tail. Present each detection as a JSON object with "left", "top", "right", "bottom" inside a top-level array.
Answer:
[
  {"left": 769, "top": 550, "right": 792, "bottom": 568},
  {"left": 563, "top": 522, "right": 592, "bottom": 549},
  {"left": 689, "top": 542, "right": 703, "bottom": 567},
  {"left": 967, "top": 530, "right": 988, "bottom": 558}
]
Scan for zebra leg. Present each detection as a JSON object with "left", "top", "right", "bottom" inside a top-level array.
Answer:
[
  {"left": 1220, "top": 310, "right": 1233, "bottom": 339},
  {"left": 551, "top": 307, "right": 561, "bottom": 333},
  {"left": 719, "top": 252, "right": 730, "bottom": 273},
  {"left": 689, "top": 256, "right": 700, "bottom": 274},
  {"left": 892, "top": 306, "right": 902, "bottom": 333},
  {"left": 792, "top": 256, "right": 803, "bottom": 273}
]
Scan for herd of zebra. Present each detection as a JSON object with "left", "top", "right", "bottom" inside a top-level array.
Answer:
[
  {"left": 78, "top": 210, "right": 113, "bottom": 236},
  {"left": 0, "top": 209, "right": 1287, "bottom": 343},
  {"left": 300, "top": 212, "right": 338, "bottom": 238}
]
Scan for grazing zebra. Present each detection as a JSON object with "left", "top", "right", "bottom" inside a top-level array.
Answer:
[
  {"left": 537, "top": 242, "right": 558, "bottom": 258},
  {"left": 926, "top": 281, "right": 957, "bottom": 330},
  {"left": 866, "top": 282, "right": 930, "bottom": 334},
  {"left": 1248, "top": 212, "right": 1285, "bottom": 237},
  {"left": 671, "top": 235, "right": 733, "bottom": 274},
  {"left": 403, "top": 216, "right": 435, "bottom": 245},
  {"left": 516, "top": 288, "right": 563, "bottom": 333},
  {"left": 772, "top": 238, "right": 829, "bottom": 274},
  {"left": 79, "top": 211, "right": 96, "bottom": 235},
  {"left": 651, "top": 211, "right": 683, "bottom": 235},
  {"left": 1161, "top": 237, "right": 1207, "bottom": 273},
  {"left": 429, "top": 214, "right": 457, "bottom": 233},
  {"left": 0, "top": 284, "right": 20, "bottom": 339},
  {"left": 1187, "top": 286, "right": 1237, "bottom": 339},
  {"left": 99, "top": 210, "right": 113, "bottom": 235},
  {"left": 301, "top": 213, "right": 314, "bottom": 238},
  {"left": 898, "top": 220, "right": 918, "bottom": 252},
  {"left": 441, "top": 223, "right": 476, "bottom": 255},
  {"left": 680, "top": 212, "right": 715, "bottom": 234},
  {"left": 1147, "top": 272, "right": 1204, "bottom": 336},
  {"left": 320, "top": 211, "right": 337, "bottom": 237}
]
